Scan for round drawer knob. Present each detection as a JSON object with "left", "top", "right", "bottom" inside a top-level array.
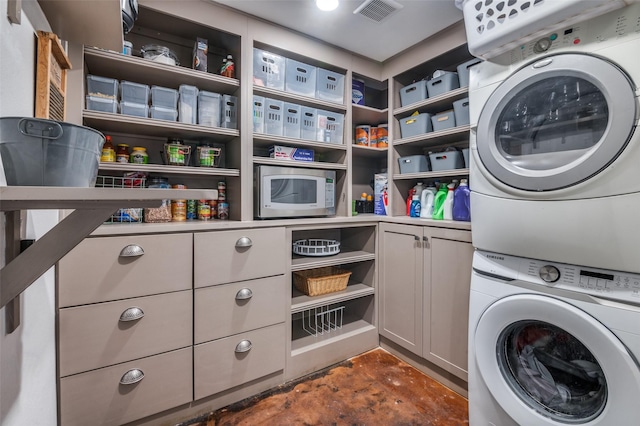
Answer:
[
  {"left": 119, "top": 244, "right": 144, "bottom": 257},
  {"left": 120, "top": 368, "right": 145, "bottom": 385},
  {"left": 119, "top": 307, "right": 145, "bottom": 322},
  {"left": 235, "top": 340, "right": 252, "bottom": 353},
  {"left": 235, "top": 237, "right": 253, "bottom": 248},
  {"left": 235, "top": 288, "right": 253, "bottom": 300}
]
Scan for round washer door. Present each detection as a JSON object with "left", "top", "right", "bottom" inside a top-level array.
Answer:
[
  {"left": 476, "top": 53, "right": 637, "bottom": 191},
  {"left": 475, "top": 294, "right": 640, "bottom": 425}
]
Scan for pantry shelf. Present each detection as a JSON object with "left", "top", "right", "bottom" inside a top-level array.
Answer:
[
  {"left": 253, "top": 157, "right": 348, "bottom": 170},
  {"left": 394, "top": 125, "right": 471, "bottom": 149},
  {"left": 352, "top": 104, "right": 388, "bottom": 124},
  {"left": 291, "top": 283, "right": 375, "bottom": 314},
  {"left": 351, "top": 144, "right": 388, "bottom": 158},
  {"left": 253, "top": 86, "right": 347, "bottom": 113},
  {"left": 393, "top": 168, "right": 470, "bottom": 180},
  {"left": 253, "top": 134, "right": 348, "bottom": 153},
  {"left": 394, "top": 87, "right": 468, "bottom": 117},
  {"left": 98, "top": 162, "right": 240, "bottom": 177},
  {"left": 291, "top": 250, "right": 376, "bottom": 271},
  {"left": 291, "top": 317, "right": 377, "bottom": 355}
]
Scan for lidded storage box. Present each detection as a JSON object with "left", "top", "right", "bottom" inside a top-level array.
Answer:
[
  {"left": 399, "top": 80, "right": 428, "bottom": 107},
  {"left": 120, "top": 81, "right": 150, "bottom": 105},
  {"left": 264, "top": 98, "right": 284, "bottom": 136},
  {"left": 198, "top": 91, "right": 221, "bottom": 127},
  {"left": 86, "top": 96, "right": 117, "bottom": 113},
  {"left": 120, "top": 101, "right": 148, "bottom": 118},
  {"left": 431, "top": 110, "right": 456, "bottom": 132},
  {"left": 429, "top": 150, "right": 465, "bottom": 171},
  {"left": 426, "top": 72, "right": 459, "bottom": 98},
  {"left": 300, "top": 107, "right": 317, "bottom": 141},
  {"left": 253, "top": 48, "right": 285, "bottom": 91},
  {"left": 86, "top": 75, "right": 118, "bottom": 99},
  {"left": 398, "top": 155, "right": 430, "bottom": 174},
  {"left": 283, "top": 102, "right": 301, "bottom": 139},
  {"left": 285, "top": 58, "right": 317, "bottom": 97},
  {"left": 151, "top": 86, "right": 178, "bottom": 109},
  {"left": 399, "top": 113, "right": 432, "bottom": 139},
  {"left": 178, "top": 85, "right": 198, "bottom": 124},
  {"left": 150, "top": 106, "right": 178, "bottom": 121},
  {"left": 316, "top": 68, "right": 345, "bottom": 104},
  {"left": 221, "top": 94, "right": 238, "bottom": 130}
]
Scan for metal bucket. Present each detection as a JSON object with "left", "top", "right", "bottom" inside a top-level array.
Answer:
[{"left": 0, "top": 117, "right": 105, "bottom": 187}]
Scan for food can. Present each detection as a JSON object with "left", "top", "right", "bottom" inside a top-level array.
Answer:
[
  {"left": 218, "top": 202, "right": 229, "bottom": 220},
  {"left": 186, "top": 199, "right": 197, "bottom": 220},
  {"left": 197, "top": 200, "right": 211, "bottom": 220},
  {"left": 208, "top": 199, "right": 218, "bottom": 219},
  {"left": 370, "top": 127, "right": 378, "bottom": 148},
  {"left": 171, "top": 200, "right": 186, "bottom": 221},
  {"left": 355, "top": 125, "right": 370, "bottom": 146},
  {"left": 376, "top": 124, "right": 388, "bottom": 148}
]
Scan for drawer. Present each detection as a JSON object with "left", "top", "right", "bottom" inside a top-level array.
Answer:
[
  {"left": 59, "top": 291, "right": 192, "bottom": 377},
  {"left": 59, "top": 347, "right": 192, "bottom": 426},
  {"left": 58, "top": 233, "right": 192, "bottom": 307},
  {"left": 194, "top": 323, "right": 285, "bottom": 400},
  {"left": 194, "top": 275, "right": 286, "bottom": 344},
  {"left": 194, "top": 227, "right": 286, "bottom": 287}
]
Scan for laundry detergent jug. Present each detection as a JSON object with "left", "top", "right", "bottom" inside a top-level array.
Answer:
[
  {"left": 452, "top": 179, "right": 471, "bottom": 221},
  {"left": 432, "top": 183, "right": 448, "bottom": 220}
]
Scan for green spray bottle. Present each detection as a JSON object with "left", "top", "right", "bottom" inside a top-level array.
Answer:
[{"left": 432, "top": 183, "right": 449, "bottom": 220}]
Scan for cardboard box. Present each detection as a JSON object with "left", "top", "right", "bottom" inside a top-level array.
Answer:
[
  {"left": 193, "top": 37, "right": 208, "bottom": 72},
  {"left": 352, "top": 79, "right": 365, "bottom": 105},
  {"left": 269, "top": 145, "right": 314, "bottom": 162},
  {"left": 374, "top": 173, "right": 388, "bottom": 216}
]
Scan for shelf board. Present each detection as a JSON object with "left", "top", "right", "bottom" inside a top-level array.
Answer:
[
  {"left": 253, "top": 157, "right": 347, "bottom": 170},
  {"left": 253, "top": 134, "right": 347, "bottom": 153},
  {"left": 83, "top": 111, "right": 239, "bottom": 142},
  {"left": 253, "top": 86, "right": 347, "bottom": 113},
  {"left": 98, "top": 162, "right": 240, "bottom": 177},
  {"left": 352, "top": 104, "right": 389, "bottom": 124},
  {"left": 394, "top": 125, "right": 470, "bottom": 149},
  {"left": 393, "top": 168, "right": 470, "bottom": 180},
  {"left": 291, "top": 318, "right": 377, "bottom": 355},
  {"left": 351, "top": 144, "right": 388, "bottom": 158},
  {"left": 291, "top": 283, "right": 375, "bottom": 314},
  {"left": 84, "top": 47, "right": 240, "bottom": 94},
  {"left": 291, "top": 249, "right": 376, "bottom": 271},
  {"left": 394, "top": 87, "right": 469, "bottom": 116}
]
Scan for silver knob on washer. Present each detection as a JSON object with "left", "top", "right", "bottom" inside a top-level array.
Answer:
[{"left": 539, "top": 265, "right": 560, "bottom": 283}]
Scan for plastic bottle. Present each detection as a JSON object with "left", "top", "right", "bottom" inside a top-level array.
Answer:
[
  {"left": 101, "top": 135, "right": 115, "bottom": 162},
  {"left": 220, "top": 58, "right": 227, "bottom": 75},
  {"left": 452, "top": 179, "right": 471, "bottom": 222},
  {"left": 443, "top": 183, "right": 455, "bottom": 220},
  {"left": 432, "top": 183, "right": 448, "bottom": 220},
  {"left": 223, "top": 54, "right": 235, "bottom": 78},
  {"left": 413, "top": 182, "right": 425, "bottom": 196},
  {"left": 419, "top": 186, "right": 436, "bottom": 218},
  {"left": 410, "top": 194, "right": 421, "bottom": 218},
  {"left": 406, "top": 188, "right": 415, "bottom": 216}
]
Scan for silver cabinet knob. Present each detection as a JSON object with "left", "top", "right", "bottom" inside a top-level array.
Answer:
[
  {"left": 414, "top": 235, "right": 420, "bottom": 241},
  {"left": 120, "top": 368, "right": 144, "bottom": 385},
  {"left": 119, "top": 307, "right": 144, "bottom": 322},
  {"left": 235, "top": 237, "right": 253, "bottom": 248},
  {"left": 235, "top": 288, "right": 253, "bottom": 300},
  {"left": 119, "top": 244, "right": 144, "bottom": 257},
  {"left": 235, "top": 340, "right": 252, "bottom": 353},
  {"left": 539, "top": 265, "right": 560, "bottom": 283}
]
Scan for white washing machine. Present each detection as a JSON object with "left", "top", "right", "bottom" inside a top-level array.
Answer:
[
  {"left": 469, "top": 250, "right": 640, "bottom": 426},
  {"left": 468, "top": 3, "right": 640, "bottom": 273}
]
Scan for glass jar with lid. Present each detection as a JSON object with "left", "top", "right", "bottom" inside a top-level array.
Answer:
[
  {"left": 116, "top": 144, "right": 130, "bottom": 163},
  {"left": 130, "top": 146, "right": 149, "bottom": 164}
]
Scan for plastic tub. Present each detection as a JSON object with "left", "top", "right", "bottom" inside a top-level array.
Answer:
[
  {"left": 265, "top": 98, "right": 284, "bottom": 136},
  {"left": 86, "top": 75, "right": 118, "bottom": 99},
  {"left": 453, "top": 97, "right": 470, "bottom": 126},
  {"left": 253, "top": 48, "right": 285, "bottom": 91},
  {"left": 399, "top": 113, "right": 432, "bottom": 139},
  {"left": 150, "top": 106, "right": 178, "bottom": 121},
  {"left": 457, "top": 58, "right": 482, "bottom": 87},
  {"left": 316, "top": 68, "right": 345, "bottom": 104},
  {"left": 317, "top": 110, "right": 344, "bottom": 144},
  {"left": 285, "top": 58, "right": 317, "bottom": 97},
  {"left": 300, "top": 107, "right": 318, "bottom": 141},
  {"left": 120, "top": 81, "right": 150, "bottom": 105},
  {"left": 198, "top": 91, "right": 221, "bottom": 127},
  {"left": 431, "top": 110, "right": 456, "bottom": 132},
  {"left": 86, "top": 96, "right": 117, "bottom": 113},
  {"left": 178, "top": 85, "right": 198, "bottom": 124},
  {"left": 151, "top": 86, "right": 178, "bottom": 109},
  {"left": 398, "top": 155, "right": 430, "bottom": 174},
  {"left": 221, "top": 94, "right": 238, "bottom": 130},
  {"left": 426, "top": 72, "right": 460, "bottom": 98},
  {"left": 283, "top": 102, "right": 301, "bottom": 139},
  {"left": 399, "top": 80, "right": 428, "bottom": 107},
  {"left": 253, "top": 95, "right": 265, "bottom": 133},
  {"left": 119, "top": 101, "right": 148, "bottom": 118},
  {"left": 0, "top": 117, "right": 104, "bottom": 187},
  {"left": 429, "top": 150, "right": 465, "bottom": 171}
]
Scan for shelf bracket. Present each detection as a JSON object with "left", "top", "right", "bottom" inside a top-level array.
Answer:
[{"left": 7, "top": 0, "right": 21, "bottom": 24}]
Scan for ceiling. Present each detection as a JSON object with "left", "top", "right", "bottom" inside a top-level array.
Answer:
[{"left": 211, "top": 0, "right": 463, "bottom": 62}]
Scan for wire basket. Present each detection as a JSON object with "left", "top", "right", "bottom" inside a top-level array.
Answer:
[
  {"left": 96, "top": 175, "right": 146, "bottom": 223},
  {"left": 292, "top": 239, "right": 341, "bottom": 256},
  {"left": 460, "top": 0, "right": 626, "bottom": 59},
  {"left": 293, "top": 266, "right": 351, "bottom": 297},
  {"left": 302, "top": 304, "right": 345, "bottom": 337}
]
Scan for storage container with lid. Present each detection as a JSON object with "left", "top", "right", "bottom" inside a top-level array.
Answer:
[
  {"left": 120, "top": 81, "right": 150, "bottom": 105},
  {"left": 119, "top": 101, "right": 148, "bottom": 118},
  {"left": 86, "top": 75, "right": 118, "bottom": 99},
  {"left": 150, "top": 106, "right": 178, "bottom": 121},
  {"left": 151, "top": 86, "right": 178, "bottom": 109},
  {"left": 141, "top": 44, "right": 179, "bottom": 66},
  {"left": 86, "top": 96, "right": 117, "bottom": 113},
  {"left": 253, "top": 48, "right": 285, "bottom": 91},
  {"left": 178, "top": 85, "right": 198, "bottom": 124},
  {"left": 130, "top": 147, "right": 148, "bottom": 164},
  {"left": 198, "top": 91, "right": 221, "bottom": 127},
  {"left": 285, "top": 58, "right": 317, "bottom": 97}
]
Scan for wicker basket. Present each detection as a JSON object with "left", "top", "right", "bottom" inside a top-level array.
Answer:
[{"left": 293, "top": 266, "right": 351, "bottom": 297}]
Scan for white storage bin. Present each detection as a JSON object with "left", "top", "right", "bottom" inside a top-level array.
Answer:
[
  {"left": 429, "top": 150, "right": 465, "bottom": 171},
  {"left": 198, "top": 91, "right": 221, "bottom": 127},
  {"left": 119, "top": 101, "right": 148, "bottom": 118},
  {"left": 253, "top": 95, "right": 265, "bottom": 134},
  {"left": 316, "top": 68, "right": 345, "bottom": 104},
  {"left": 398, "top": 155, "right": 430, "bottom": 174},
  {"left": 316, "top": 109, "right": 344, "bottom": 144},
  {"left": 86, "top": 75, "right": 118, "bottom": 99},
  {"left": 221, "top": 95, "right": 238, "bottom": 130},
  {"left": 456, "top": 59, "right": 482, "bottom": 88},
  {"left": 285, "top": 58, "right": 316, "bottom": 97},
  {"left": 426, "top": 72, "right": 459, "bottom": 98},
  {"left": 399, "top": 80, "right": 428, "bottom": 107},
  {"left": 178, "top": 85, "right": 198, "bottom": 124},
  {"left": 253, "top": 48, "right": 285, "bottom": 91},
  {"left": 399, "top": 113, "right": 432, "bottom": 139},
  {"left": 150, "top": 106, "right": 178, "bottom": 121},
  {"left": 151, "top": 86, "right": 178, "bottom": 109},
  {"left": 453, "top": 97, "right": 470, "bottom": 126},
  {"left": 431, "top": 110, "right": 456, "bottom": 132},
  {"left": 265, "top": 98, "right": 284, "bottom": 136},
  {"left": 300, "top": 107, "right": 317, "bottom": 141},
  {"left": 283, "top": 102, "right": 301, "bottom": 139},
  {"left": 86, "top": 96, "right": 117, "bottom": 113},
  {"left": 120, "top": 81, "right": 150, "bottom": 105}
]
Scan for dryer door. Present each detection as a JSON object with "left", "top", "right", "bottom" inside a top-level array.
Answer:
[
  {"left": 476, "top": 53, "right": 637, "bottom": 191},
  {"left": 474, "top": 294, "right": 640, "bottom": 425}
]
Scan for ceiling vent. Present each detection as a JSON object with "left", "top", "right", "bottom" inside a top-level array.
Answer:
[{"left": 353, "top": 0, "right": 404, "bottom": 23}]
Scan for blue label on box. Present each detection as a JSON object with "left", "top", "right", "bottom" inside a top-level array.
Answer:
[
  {"left": 269, "top": 145, "right": 314, "bottom": 162},
  {"left": 352, "top": 79, "right": 365, "bottom": 105}
]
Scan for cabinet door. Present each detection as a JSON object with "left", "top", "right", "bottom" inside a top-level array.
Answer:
[
  {"left": 423, "top": 227, "right": 473, "bottom": 380},
  {"left": 378, "top": 223, "right": 423, "bottom": 355}
]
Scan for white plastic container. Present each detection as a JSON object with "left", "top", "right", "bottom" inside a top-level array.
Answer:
[
  {"left": 253, "top": 95, "right": 265, "bottom": 133},
  {"left": 316, "top": 110, "right": 344, "bottom": 144},
  {"left": 178, "top": 85, "right": 198, "bottom": 124},
  {"left": 120, "top": 81, "right": 150, "bottom": 105},
  {"left": 198, "top": 91, "right": 221, "bottom": 127},
  {"left": 253, "top": 48, "right": 285, "bottom": 91},
  {"left": 283, "top": 102, "right": 301, "bottom": 139},
  {"left": 119, "top": 101, "right": 148, "bottom": 118},
  {"left": 420, "top": 187, "right": 436, "bottom": 218},
  {"left": 316, "top": 68, "right": 345, "bottom": 104},
  {"left": 265, "top": 98, "right": 284, "bottom": 136},
  {"left": 285, "top": 58, "right": 317, "bottom": 97},
  {"left": 300, "top": 107, "right": 317, "bottom": 141},
  {"left": 151, "top": 86, "right": 178, "bottom": 109},
  {"left": 221, "top": 94, "right": 238, "bottom": 130}
]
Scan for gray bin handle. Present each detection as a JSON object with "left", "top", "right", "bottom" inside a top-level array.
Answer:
[{"left": 18, "top": 118, "right": 63, "bottom": 140}]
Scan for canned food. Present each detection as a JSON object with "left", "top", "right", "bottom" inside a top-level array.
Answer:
[
  {"left": 197, "top": 200, "right": 211, "bottom": 220},
  {"left": 208, "top": 199, "right": 218, "bottom": 219},
  {"left": 186, "top": 199, "right": 197, "bottom": 220},
  {"left": 171, "top": 200, "right": 186, "bottom": 221},
  {"left": 218, "top": 202, "right": 229, "bottom": 220}
]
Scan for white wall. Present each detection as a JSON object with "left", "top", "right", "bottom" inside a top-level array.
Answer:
[{"left": 0, "top": 1, "right": 57, "bottom": 424}]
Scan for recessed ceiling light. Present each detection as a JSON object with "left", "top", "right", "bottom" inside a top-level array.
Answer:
[{"left": 316, "top": 0, "right": 339, "bottom": 11}]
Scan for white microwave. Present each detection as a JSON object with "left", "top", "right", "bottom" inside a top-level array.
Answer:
[{"left": 254, "top": 165, "right": 336, "bottom": 219}]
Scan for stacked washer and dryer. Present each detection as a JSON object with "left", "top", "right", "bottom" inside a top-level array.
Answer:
[{"left": 458, "top": 0, "right": 640, "bottom": 424}]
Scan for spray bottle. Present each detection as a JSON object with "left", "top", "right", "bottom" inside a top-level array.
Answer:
[
  {"left": 452, "top": 179, "right": 471, "bottom": 221},
  {"left": 432, "top": 183, "right": 448, "bottom": 220},
  {"left": 443, "top": 183, "right": 456, "bottom": 220}
]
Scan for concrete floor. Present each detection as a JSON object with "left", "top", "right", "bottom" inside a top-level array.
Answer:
[{"left": 184, "top": 348, "right": 469, "bottom": 425}]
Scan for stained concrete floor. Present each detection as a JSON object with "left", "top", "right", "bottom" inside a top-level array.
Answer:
[{"left": 184, "top": 348, "right": 469, "bottom": 425}]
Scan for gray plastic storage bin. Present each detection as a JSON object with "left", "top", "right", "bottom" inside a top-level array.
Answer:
[
  {"left": 398, "top": 155, "right": 430, "bottom": 174},
  {"left": 453, "top": 97, "right": 470, "bottom": 126},
  {"left": 120, "top": 81, "right": 150, "bottom": 105},
  {"left": 399, "top": 113, "right": 432, "bottom": 139},
  {"left": 178, "top": 85, "right": 198, "bottom": 124},
  {"left": 86, "top": 75, "right": 118, "bottom": 99},
  {"left": 399, "top": 80, "right": 428, "bottom": 107},
  {"left": 426, "top": 72, "right": 459, "bottom": 98},
  {"left": 253, "top": 95, "right": 265, "bottom": 133},
  {"left": 317, "top": 109, "right": 344, "bottom": 144},
  {"left": 150, "top": 106, "right": 178, "bottom": 121},
  {"left": 119, "top": 101, "right": 148, "bottom": 118},
  {"left": 316, "top": 68, "right": 345, "bottom": 104},
  {"left": 221, "top": 95, "right": 238, "bottom": 129},
  {"left": 457, "top": 58, "right": 482, "bottom": 88},
  {"left": 429, "top": 150, "right": 465, "bottom": 171},
  {"left": 198, "top": 91, "right": 221, "bottom": 127},
  {"left": 285, "top": 58, "right": 317, "bottom": 97},
  {"left": 284, "top": 102, "right": 301, "bottom": 139},
  {"left": 151, "top": 86, "right": 178, "bottom": 109},
  {"left": 462, "top": 148, "right": 469, "bottom": 168},
  {"left": 86, "top": 96, "right": 117, "bottom": 113},
  {"left": 300, "top": 107, "right": 317, "bottom": 141},
  {"left": 265, "top": 98, "right": 284, "bottom": 136},
  {"left": 253, "top": 48, "right": 285, "bottom": 91},
  {"left": 431, "top": 110, "right": 456, "bottom": 132}
]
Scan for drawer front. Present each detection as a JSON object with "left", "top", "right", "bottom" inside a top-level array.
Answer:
[
  {"left": 59, "top": 291, "right": 192, "bottom": 377},
  {"left": 194, "top": 227, "right": 286, "bottom": 287},
  {"left": 194, "top": 323, "right": 285, "bottom": 400},
  {"left": 59, "top": 347, "right": 192, "bottom": 426},
  {"left": 194, "top": 276, "right": 286, "bottom": 344},
  {"left": 58, "top": 233, "right": 192, "bottom": 307}
]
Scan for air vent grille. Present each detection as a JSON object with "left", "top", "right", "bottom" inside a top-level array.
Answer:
[{"left": 354, "top": 0, "right": 403, "bottom": 23}]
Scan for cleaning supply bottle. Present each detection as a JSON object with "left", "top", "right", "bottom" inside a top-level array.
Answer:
[
  {"left": 419, "top": 186, "right": 436, "bottom": 218},
  {"left": 410, "top": 193, "right": 421, "bottom": 217},
  {"left": 443, "top": 183, "right": 455, "bottom": 220},
  {"left": 432, "top": 183, "right": 448, "bottom": 220},
  {"left": 413, "top": 182, "right": 425, "bottom": 197},
  {"left": 452, "top": 179, "right": 471, "bottom": 221},
  {"left": 406, "top": 188, "right": 415, "bottom": 216}
]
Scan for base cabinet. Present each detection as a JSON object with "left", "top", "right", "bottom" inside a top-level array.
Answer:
[{"left": 379, "top": 222, "right": 473, "bottom": 380}]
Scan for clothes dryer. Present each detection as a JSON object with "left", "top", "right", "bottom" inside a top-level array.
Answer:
[
  {"left": 469, "top": 250, "right": 640, "bottom": 426},
  {"left": 468, "top": 3, "right": 640, "bottom": 273}
]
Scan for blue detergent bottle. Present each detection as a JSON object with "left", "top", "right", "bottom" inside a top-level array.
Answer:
[{"left": 452, "top": 179, "right": 471, "bottom": 221}]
